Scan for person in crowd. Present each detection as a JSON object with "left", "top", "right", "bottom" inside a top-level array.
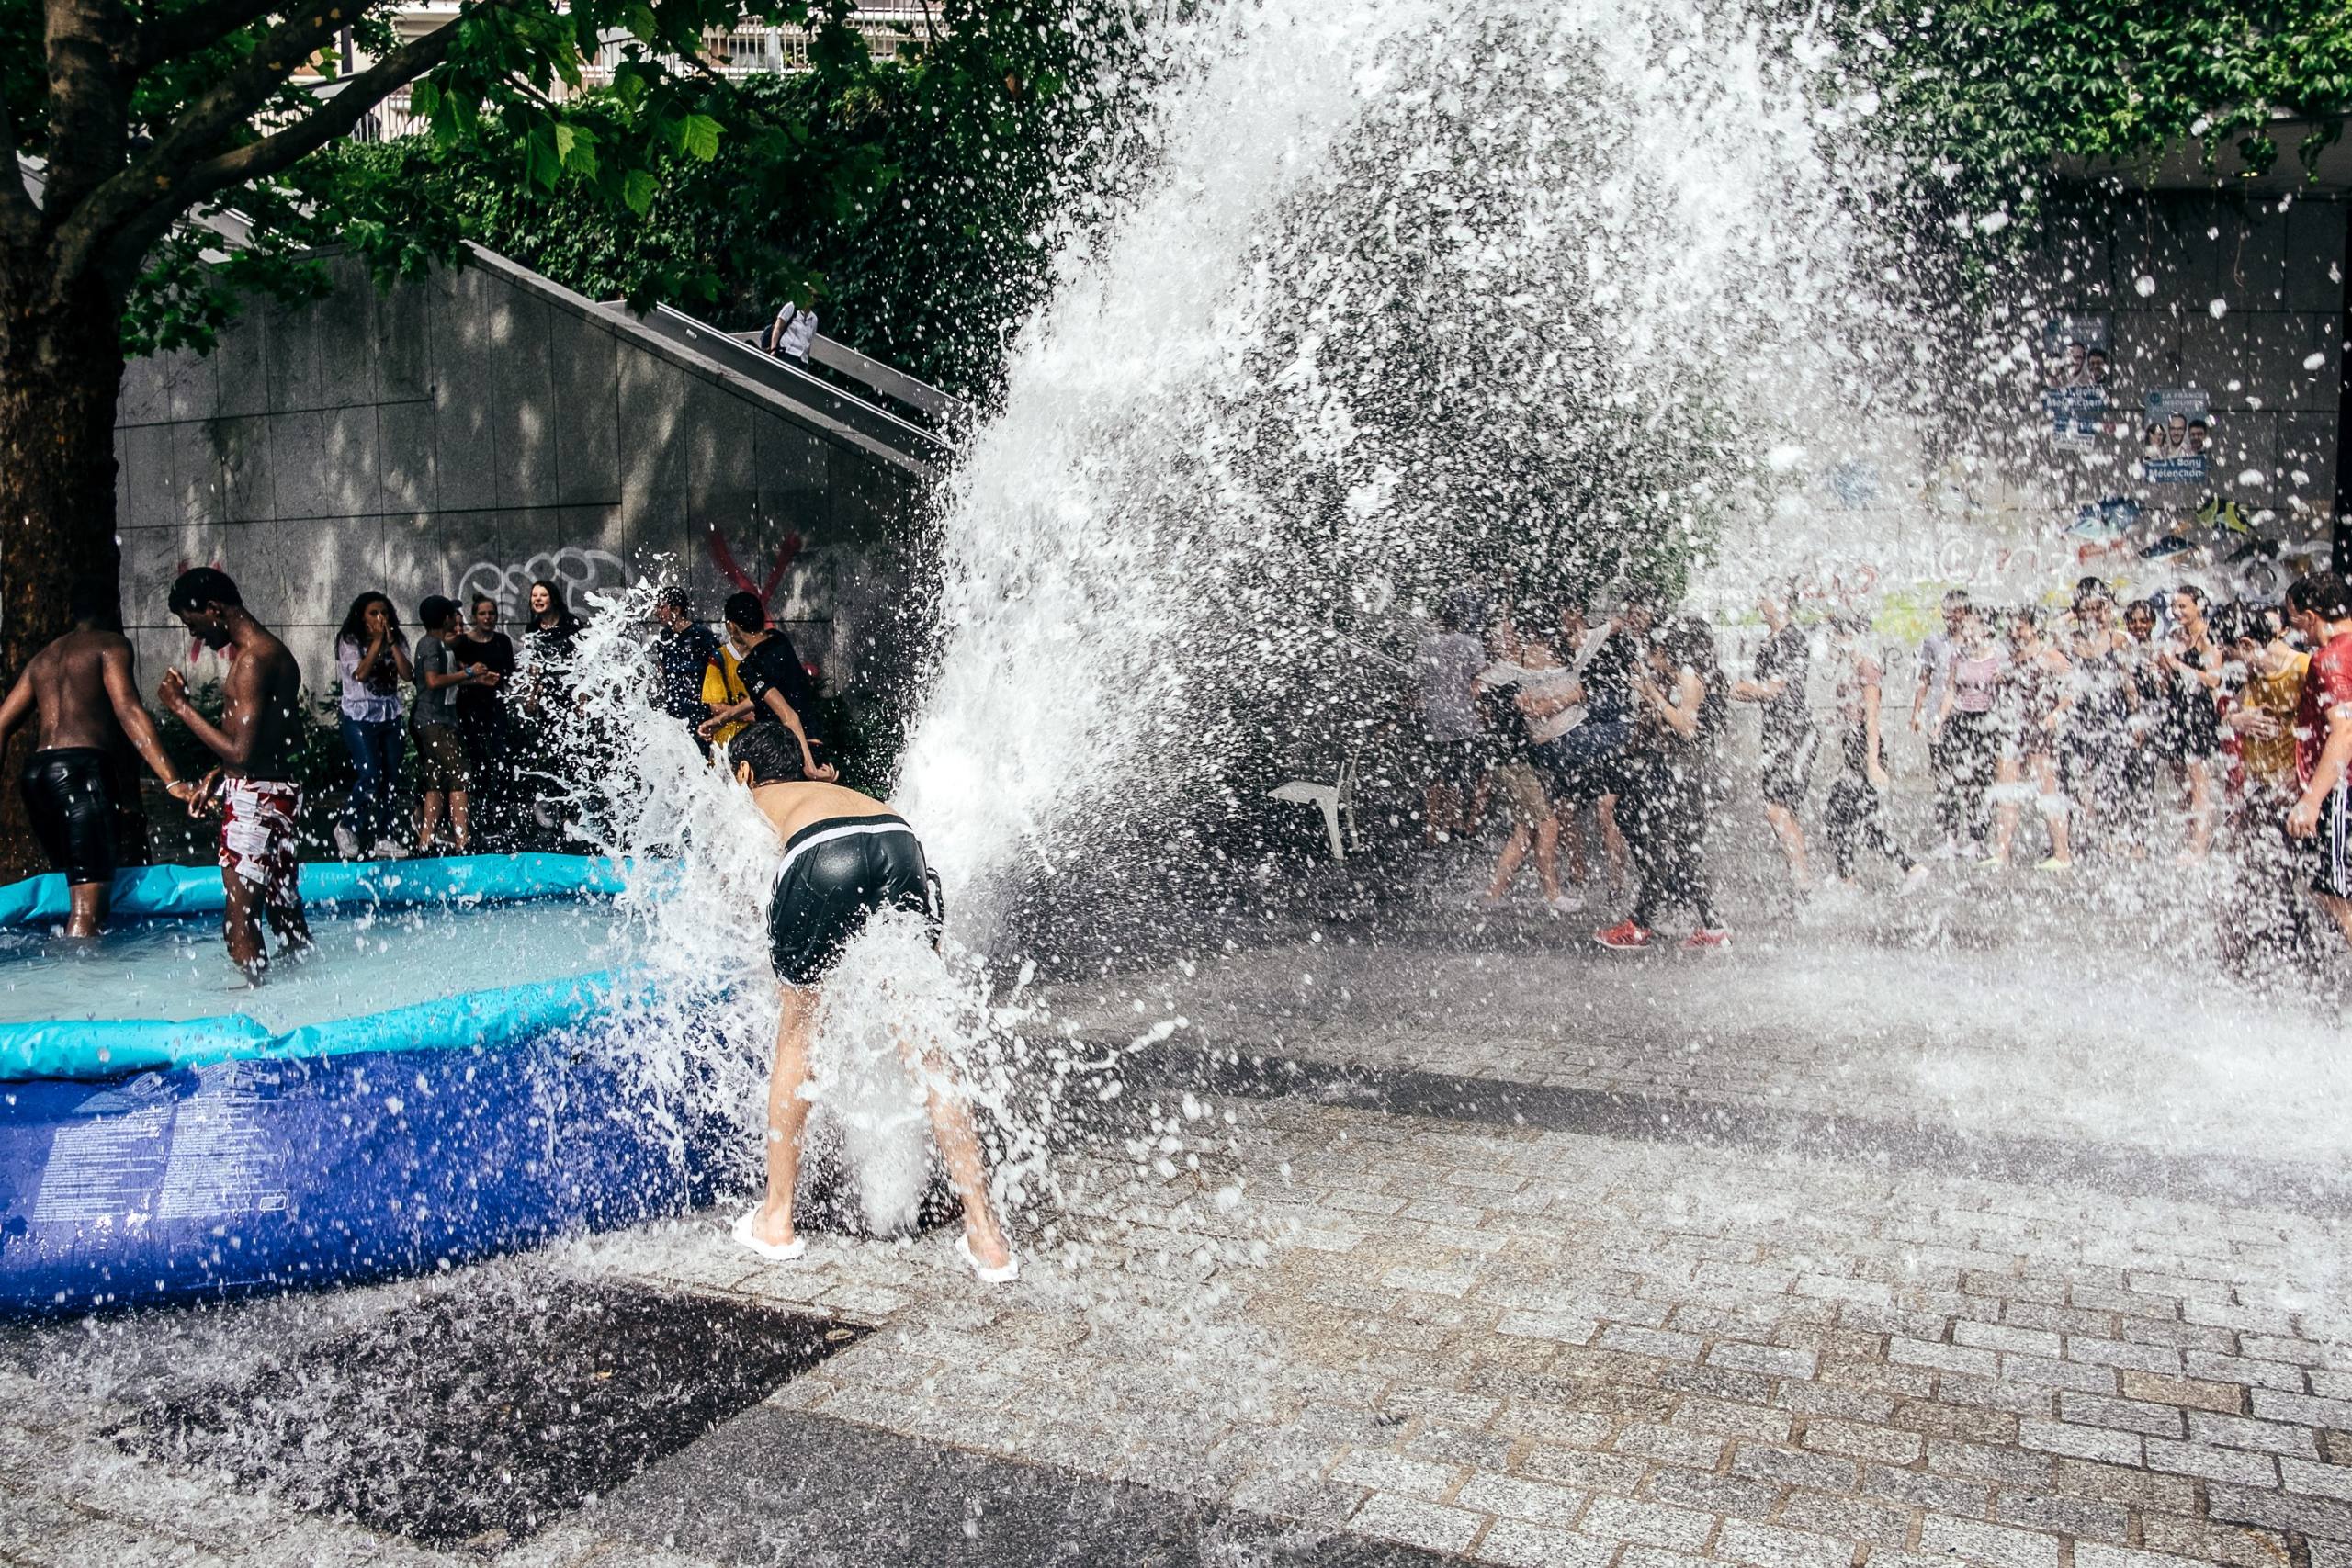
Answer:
[
  {"left": 457, "top": 593, "right": 518, "bottom": 844},
  {"left": 722, "top": 722, "right": 1015, "bottom": 1281},
  {"left": 330, "top": 592, "right": 412, "bottom": 860},
  {"left": 1984, "top": 607, "right": 2075, "bottom": 872},
  {"left": 701, "top": 614, "right": 755, "bottom": 753},
  {"left": 1595, "top": 617, "right": 1730, "bottom": 950},
  {"left": 2284, "top": 572, "right": 2352, "bottom": 950},
  {"left": 157, "top": 569, "right": 313, "bottom": 982},
  {"left": 2057, "top": 578, "right": 2133, "bottom": 854},
  {"left": 1731, "top": 586, "right": 1815, "bottom": 890},
  {"left": 1824, "top": 612, "right": 1930, "bottom": 893},
  {"left": 762, "top": 299, "right": 820, "bottom": 364},
  {"left": 697, "top": 592, "right": 835, "bottom": 782},
  {"left": 2155, "top": 584, "right": 2224, "bottom": 861},
  {"left": 1908, "top": 590, "right": 1973, "bottom": 860},
  {"left": 412, "top": 594, "right": 496, "bottom": 855},
  {"left": 1410, "top": 593, "right": 1490, "bottom": 846},
  {"left": 1535, "top": 598, "right": 1646, "bottom": 897},
  {"left": 0, "top": 580, "right": 200, "bottom": 935},
  {"left": 652, "top": 586, "right": 723, "bottom": 751},
  {"left": 1935, "top": 606, "right": 2006, "bottom": 858},
  {"left": 2214, "top": 602, "right": 2310, "bottom": 966},
  {"left": 520, "top": 579, "right": 586, "bottom": 834},
  {"left": 2116, "top": 596, "right": 2167, "bottom": 855},
  {"left": 1472, "top": 608, "right": 1573, "bottom": 913}
]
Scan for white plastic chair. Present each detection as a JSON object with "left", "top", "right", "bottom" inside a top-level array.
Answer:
[{"left": 1269, "top": 758, "right": 1360, "bottom": 862}]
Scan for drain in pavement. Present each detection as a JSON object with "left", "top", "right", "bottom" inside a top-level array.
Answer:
[{"left": 119, "top": 1278, "right": 865, "bottom": 1553}]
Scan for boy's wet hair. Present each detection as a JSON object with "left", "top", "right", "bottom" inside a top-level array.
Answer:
[{"left": 727, "top": 722, "right": 806, "bottom": 785}]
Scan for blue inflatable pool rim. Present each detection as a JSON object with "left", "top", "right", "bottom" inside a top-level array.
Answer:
[
  {"left": 0, "top": 854, "right": 645, "bottom": 1082},
  {"left": 0, "top": 852, "right": 628, "bottom": 930}
]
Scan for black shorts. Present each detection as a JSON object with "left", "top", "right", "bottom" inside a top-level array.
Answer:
[
  {"left": 1759, "top": 727, "right": 1817, "bottom": 810},
  {"left": 2309, "top": 778, "right": 2352, "bottom": 902},
  {"left": 21, "top": 748, "right": 117, "bottom": 886},
  {"left": 766, "top": 814, "right": 942, "bottom": 987},
  {"left": 2160, "top": 699, "right": 2221, "bottom": 764}
]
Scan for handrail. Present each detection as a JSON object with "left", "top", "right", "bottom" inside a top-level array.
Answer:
[{"left": 615, "top": 301, "right": 962, "bottom": 469}]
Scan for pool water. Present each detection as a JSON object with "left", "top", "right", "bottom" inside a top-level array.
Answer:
[{"left": 0, "top": 899, "right": 628, "bottom": 1032}]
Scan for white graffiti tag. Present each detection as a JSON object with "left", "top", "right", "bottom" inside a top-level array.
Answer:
[{"left": 455, "top": 546, "right": 631, "bottom": 625}]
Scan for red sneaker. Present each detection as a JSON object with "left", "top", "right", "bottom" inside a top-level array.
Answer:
[
  {"left": 1593, "top": 919, "right": 1652, "bottom": 950},
  {"left": 1681, "top": 927, "right": 1731, "bottom": 950}
]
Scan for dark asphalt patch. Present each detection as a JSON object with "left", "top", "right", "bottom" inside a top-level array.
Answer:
[
  {"left": 596, "top": 1404, "right": 1464, "bottom": 1566},
  {"left": 119, "top": 1279, "right": 864, "bottom": 1552},
  {"left": 1118, "top": 1041, "right": 2351, "bottom": 1217}
]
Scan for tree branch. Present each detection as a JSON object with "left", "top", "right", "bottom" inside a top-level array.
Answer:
[
  {"left": 100, "top": 8, "right": 477, "bottom": 279},
  {"left": 47, "top": 0, "right": 371, "bottom": 286}
]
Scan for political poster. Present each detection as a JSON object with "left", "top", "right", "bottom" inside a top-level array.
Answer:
[
  {"left": 2039, "top": 314, "right": 2111, "bottom": 450},
  {"left": 2140, "top": 389, "right": 2210, "bottom": 484}
]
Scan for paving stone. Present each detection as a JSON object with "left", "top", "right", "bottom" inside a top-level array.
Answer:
[
  {"left": 1644, "top": 1467, "right": 1782, "bottom": 1519},
  {"left": 2144, "top": 1435, "right": 2280, "bottom": 1487},
  {"left": 1579, "top": 1495, "right": 1718, "bottom": 1551},
  {"left": 1776, "top": 1491, "right": 1916, "bottom": 1547},
  {"left": 1474, "top": 1517, "right": 1616, "bottom": 1568},
  {"left": 1989, "top": 1489, "right": 2130, "bottom": 1541},
  {"left": 1859, "top": 1463, "right": 1989, "bottom": 1517},
  {"left": 2118, "top": 1371, "right": 2250, "bottom": 1415},
  {"left": 1715, "top": 1517, "right": 1856, "bottom": 1568},
  {"left": 2018, "top": 1418, "right": 2142, "bottom": 1466},
  {"left": 2054, "top": 1392, "right": 2188, "bottom": 1438},
  {"left": 1330, "top": 1451, "right": 1464, "bottom": 1502},
  {"left": 1735, "top": 1445, "right": 1861, "bottom": 1494},
  {"left": 1915, "top": 1514, "right": 2061, "bottom": 1568},
  {"left": 1455, "top": 1473, "right": 1589, "bottom": 1528},
  {"left": 1803, "top": 1420, "right": 1925, "bottom": 1465}
]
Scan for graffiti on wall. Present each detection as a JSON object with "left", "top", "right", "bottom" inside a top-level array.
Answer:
[
  {"left": 456, "top": 547, "right": 631, "bottom": 624},
  {"left": 709, "top": 525, "right": 803, "bottom": 614}
]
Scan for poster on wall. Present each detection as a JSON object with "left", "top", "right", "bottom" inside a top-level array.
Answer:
[
  {"left": 2039, "top": 315, "right": 2111, "bottom": 450},
  {"left": 2141, "top": 389, "right": 2210, "bottom": 484}
]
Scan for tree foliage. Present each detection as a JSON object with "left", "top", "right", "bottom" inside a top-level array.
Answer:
[
  {"left": 307, "top": 0, "right": 1140, "bottom": 399},
  {"left": 1834, "top": 0, "right": 2352, "bottom": 223}
]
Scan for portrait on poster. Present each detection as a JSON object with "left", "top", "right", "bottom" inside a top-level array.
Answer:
[
  {"left": 2141, "top": 389, "right": 2210, "bottom": 484},
  {"left": 2039, "top": 315, "right": 2111, "bottom": 449}
]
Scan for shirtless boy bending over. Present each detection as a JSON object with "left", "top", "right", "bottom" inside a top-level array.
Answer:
[{"left": 725, "top": 723, "right": 1016, "bottom": 1283}]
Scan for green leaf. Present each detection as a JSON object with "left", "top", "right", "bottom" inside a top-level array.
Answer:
[
  {"left": 622, "top": 168, "right": 660, "bottom": 215},
  {"left": 680, "top": 112, "right": 723, "bottom": 161}
]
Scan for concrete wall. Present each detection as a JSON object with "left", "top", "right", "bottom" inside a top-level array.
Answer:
[
  {"left": 2032, "top": 191, "right": 2346, "bottom": 529},
  {"left": 112, "top": 248, "right": 936, "bottom": 700}
]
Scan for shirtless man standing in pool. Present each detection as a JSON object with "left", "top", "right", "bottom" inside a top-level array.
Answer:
[
  {"left": 0, "top": 580, "right": 200, "bottom": 934},
  {"left": 723, "top": 722, "right": 1017, "bottom": 1283},
  {"left": 158, "top": 568, "right": 313, "bottom": 982}
]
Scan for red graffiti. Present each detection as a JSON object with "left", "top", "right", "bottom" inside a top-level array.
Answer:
[{"left": 707, "top": 525, "right": 802, "bottom": 614}]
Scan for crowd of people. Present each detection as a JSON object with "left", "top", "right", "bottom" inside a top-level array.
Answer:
[{"left": 1417, "top": 570, "right": 2352, "bottom": 961}]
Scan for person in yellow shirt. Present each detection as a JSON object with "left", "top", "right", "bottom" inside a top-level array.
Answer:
[{"left": 701, "top": 630, "right": 753, "bottom": 751}]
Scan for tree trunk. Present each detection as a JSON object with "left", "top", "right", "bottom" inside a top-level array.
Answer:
[{"left": 0, "top": 256, "right": 130, "bottom": 881}]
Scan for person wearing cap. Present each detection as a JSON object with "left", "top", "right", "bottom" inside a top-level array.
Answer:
[{"left": 413, "top": 593, "right": 499, "bottom": 854}]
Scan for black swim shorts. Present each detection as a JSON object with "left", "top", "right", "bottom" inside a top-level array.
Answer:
[
  {"left": 766, "top": 813, "right": 943, "bottom": 987},
  {"left": 2309, "top": 777, "right": 2352, "bottom": 903},
  {"left": 1759, "top": 726, "right": 1818, "bottom": 810},
  {"left": 20, "top": 748, "right": 117, "bottom": 886}
]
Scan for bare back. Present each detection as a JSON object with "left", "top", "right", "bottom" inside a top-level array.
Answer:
[
  {"left": 25, "top": 628, "right": 134, "bottom": 752},
  {"left": 220, "top": 627, "right": 308, "bottom": 780},
  {"left": 749, "top": 780, "right": 899, "bottom": 849}
]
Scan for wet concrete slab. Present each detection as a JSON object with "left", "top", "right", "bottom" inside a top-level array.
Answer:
[
  {"left": 118, "top": 1279, "right": 864, "bottom": 1552},
  {"left": 594, "top": 1404, "right": 1464, "bottom": 1567}
]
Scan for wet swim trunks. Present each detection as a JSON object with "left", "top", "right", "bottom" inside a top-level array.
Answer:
[
  {"left": 20, "top": 748, "right": 117, "bottom": 886},
  {"left": 766, "top": 813, "right": 941, "bottom": 987},
  {"left": 219, "top": 778, "right": 303, "bottom": 903}
]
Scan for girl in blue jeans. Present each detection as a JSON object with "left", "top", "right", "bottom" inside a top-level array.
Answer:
[{"left": 333, "top": 592, "right": 413, "bottom": 858}]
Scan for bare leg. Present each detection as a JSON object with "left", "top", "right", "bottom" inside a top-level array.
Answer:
[
  {"left": 1989, "top": 756, "right": 2022, "bottom": 864},
  {"left": 1596, "top": 795, "right": 1630, "bottom": 897},
  {"left": 221, "top": 872, "right": 267, "bottom": 981},
  {"left": 1559, "top": 808, "right": 1589, "bottom": 886},
  {"left": 1764, "top": 801, "right": 1812, "bottom": 886},
  {"left": 449, "top": 790, "right": 471, "bottom": 853},
  {"left": 2315, "top": 893, "right": 2352, "bottom": 950},
  {"left": 899, "top": 1032, "right": 1011, "bottom": 1271},
  {"left": 265, "top": 893, "right": 313, "bottom": 957},
  {"left": 751, "top": 985, "right": 820, "bottom": 1248},
  {"left": 418, "top": 789, "right": 447, "bottom": 853},
  {"left": 2181, "top": 761, "right": 2213, "bottom": 860},
  {"left": 1531, "top": 814, "right": 1563, "bottom": 902},
  {"left": 64, "top": 880, "right": 108, "bottom": 940},
  {"left": 1486, "top": 825, "right": 1532, "bottom": 898},
  {"left": 2035, "top": 757, "right": 2073, "bottom": 864}
]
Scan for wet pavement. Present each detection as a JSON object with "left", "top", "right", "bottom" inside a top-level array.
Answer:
[{"left": 3, "top": 874, "right": 2347, "bottom": 1568}]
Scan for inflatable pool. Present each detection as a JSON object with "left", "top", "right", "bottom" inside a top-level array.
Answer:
[{"left": 0, "top": 856, "right": 706, "bottom": 1314}]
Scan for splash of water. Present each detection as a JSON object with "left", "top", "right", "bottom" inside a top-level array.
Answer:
[{"left": 894, "top": 0, "right": 1915, "bottom": 917}]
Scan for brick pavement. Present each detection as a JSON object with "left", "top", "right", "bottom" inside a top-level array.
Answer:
[{"left": 5, "top": 1063, "right": 2347, "bottom": 1568}]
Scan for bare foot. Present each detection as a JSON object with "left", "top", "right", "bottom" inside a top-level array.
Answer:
[{"left": 750, "top": 1199, "right": 797, "bottom": 1249}]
